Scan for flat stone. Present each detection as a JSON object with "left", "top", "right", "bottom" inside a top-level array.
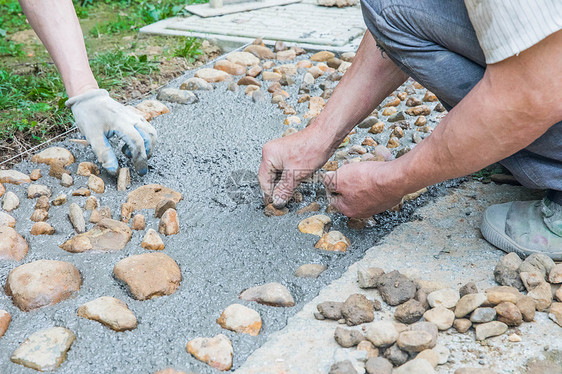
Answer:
[
  {"left": 357, "top": 267, "right": 385, "bottom": 289},
  {"left": 0, "top": 309, "right": 10, "bottom": 339},
  {"left": 0, "top": 170, "right": 31, "bottom": 185},
  {"left": 315, "top": 231, "right": 350, "bottom": 252},
  {"left": 393, "top": 359, "right": 435, "bottom": 374},
  {"left": 423, "top": 307, "right": 454, "bottom": 330},
  {"left": 495, "top": 302, "right": 522, "bottom": 326},
  {"left": 470, "top": 307, "right": 497, "bottom": 323},
  {"left": 61, "top": 218, "right": 132, "bottom": 253},
  {"left": 365, "top": 357, "right": 392, "bottom": 374},
  {"left": 310, "top": 51, "right": 335, "bottom": 62},
  {"left": 334, "top": 326, "right": 364, "bottom": 348},
  {"left": 475, "top": 321, "right": 508, "bottom": 340},
  {"left": 298, "top": 214, "right": 331, "bottom": 236},
  {"left": 215, "top": 59, "right": 246, "bottom": 75},
  {"left": 494, "top": 252, "right": 524, "bottom": 290},
  {"left": 518, "top": 253, "right": 555, "bottom": 280},
  {"left": 30, "top": 222, "right": 55, "bottom": 235},
  {"left": 548, "top": 263, "right": 562, "bottom": 283},
  {"left": 217, "top": 303, "right": 261, "bottom": 336},
  {"left": 69, "top": 203, "right": 85, "bottom": 233},
  {"left": 159, "top": 208, "right": 179, "bottom": 236},
  {"left": 127, "top": 184, "right": 183, "bottom": 211},
  {"left": 295, "top": 264, "right": 327, "bottom": 278},
  {"left": 427, "top": 288, "right": 459, "bottom": 309},
  {"left": 0, "top": 226, "right": 28, "bottom": 261},
  {"left": 117, "top": 168, "right": 131, "bottom": 191},
  {"left": 239, "top": 282, "right": 294, "bottom": 307},
  {"left": 366, "top": 320, "right": 398, "bottom": 348},
  {"left": 11, "top": 327, "right": 75, "bottom": 371},
  {"left": 341, "top": 294, "right": 374, "bottom": 326},
  {"left": 31, "top": 147, "right": 74, "bottom": 166},
  {"left": 3, "top": 191, "right": 19, "bottom": 211},
  {"left": 227, "top": 51, "right": 259, "bottom": 66},
  {"left": 397, "top": 330, "right": 433, "bottom": 353},
  {"left": 135, "top": 100, "right": 170, "bottom": 120},
  {"left": 318, "top": 301, "right": 343, "bottom": 320},
  {"left": 72, "top": 187, "right": 90, "bottom": 197},
  {"left": 27, "top": 184, "right": 51, "bottom": 198},
  {"left": 377, "top": 270, "right": 416, "bottom": 306},
  {"left": 244, "top": 45, "right": 275, "bottom": 59},
  {"left": 88, "top": 174, "right": 105, "bottom": 194},
  {"left": 5, "top": 260, "right": 81, "bottom": 311},
  {"left": 549, "top": 302, "right": 562, "bottom": 326},
  {"left": 455, "top": 293, "right": 488, "bottom": 318},
  {"left": 195, "top": 68, "right": 232, "bottom": 83},
  {"left": 186, "top": 334, "right": 232, "bottom": 371},
  {"left": 180, "top": 77, "right": 213, "bottom": 91},
  {"left": 485, "top": 286, "right": 521, "bottom": 305},
  {"left": 453, "top": 318, "right": 472, "bottom": 333},
  {"left": 77, "top": 296, "right": 137, "bottom": 331}
]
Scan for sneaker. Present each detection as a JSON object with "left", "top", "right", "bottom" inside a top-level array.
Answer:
[{"left": 481, "top": 198, "right": 562, "bottom": 260}]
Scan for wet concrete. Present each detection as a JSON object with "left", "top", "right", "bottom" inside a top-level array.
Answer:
[{"left": 1, "top": 53, "right": 449, "bottom": 373}]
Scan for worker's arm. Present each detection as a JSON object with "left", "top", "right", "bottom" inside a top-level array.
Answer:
[
  {"left": 326, "top": 30, "right": 562, "bottom": 217},
  {"left": 18, "top": 0, "right": 156, "bottom": 176},
  {"left": 258, "top": 32, "right": 408, "bottom": 206}
]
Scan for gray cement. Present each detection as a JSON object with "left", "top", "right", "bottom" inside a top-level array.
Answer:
[{"left": 0, "top": 53, "right": 448, "bottom": 373}]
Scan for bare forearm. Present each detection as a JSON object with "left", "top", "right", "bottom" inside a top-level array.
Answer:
[{"left": 19, "top": 0, "right": 98, "bottom": 97}]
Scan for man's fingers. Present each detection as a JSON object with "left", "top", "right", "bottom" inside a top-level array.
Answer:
[
  {"left": 272, "top": 169, "right": 297, "bottom": 208},
  {"left": 257, "top": 158, "right": 277, "bottom": 203},
  {"left": 87, "top": 133, "right": 119, "bottom": 176},
  {"left": 111, "top": 126, "right": 148, "bottom": 176},
  {"left": 134, "top": 120, "right": 157, "bottom": 158}
]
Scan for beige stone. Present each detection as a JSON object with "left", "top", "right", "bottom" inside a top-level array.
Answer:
[
  {"left": 159, "top": 208, "right": 179, "bottom": 236},
  {"left": 141, "top": 229, "right": 165, "bottom": 251},
  {"left": 31, "top": 147, "right": 74, "bottom": 166},
  {"left": 310, "top": 51, "right": 335, "bottom": 62},
  {"left": 0, "top": 211, "right": 16, "bottom": 228},
  {"left": 239, "top": 282, "right": 295, "bottom": 307},
  {"left": 0, "top": 310, "right": 10, "bottom": 339},
  {"left": 88, "top": 174, "right": 105, "bottom": 194},
  {"left": 11, "top": 327, "right": 75, "bottom": 371},
  {"left": 77, "top": 162, "right": 100, "bottom": 177},
  {"left": 186, "top": 334, "right": 233, "bottom": 371},
  {"left": 60, "top": 218, "right": 132, "bottom": 253},
  {"left": 298, "top": 214, "right": 331, "bottom": 236},
  {"left": 135, "top": 100, "right": 170, "bottom": 121},
  {"left": 0, "top": 226, "right": 28, "bottom": 261},
  {"left": 217, "top": 303, "right": 261, "bottom": 336},
  {"left": 131, "top": 214, "right": 146, "bottom": 230},
  {"left": 0, "top": 170, "right": 31, "bottom": 184},
  {"left": 117, "top": 167, "right": 131, "bottom": 191},
  {"left": 315, "top": 231, "right": 350, "bottom": 252},
  {"left": 127, "top": 184, "right": 183, "bottom": 211},
  {"left": 195, "top": 68, "right": 232, "bottom": 83},
  {"left": 78, "top": 296, "right": 137, "bottom": 331},
  {"left": 30, "top": 222, "right": 55, "bottom": 235},
  {"left": 227, "top": 51, "right": 260, "bottom": 66},
  {"left": 29, "top": 169, "right": 41, "bottom": 181}
]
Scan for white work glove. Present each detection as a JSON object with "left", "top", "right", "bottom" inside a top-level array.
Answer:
[{"left": 66, "top": 89, "right": 157, "bottom": 176}]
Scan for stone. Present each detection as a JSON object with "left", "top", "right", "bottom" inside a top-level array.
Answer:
[
  {"left": 357, "top": 267, "right": 385, "bottom": 289},
  {"left": 127, "top": 184, "right": 182, "bottom": 211},
  {"left": 0, "top": 310, "right": 10, "bottom": 339},
  {"left": 388, "top": 111, "right": 405, "bottom": 122},
  {"left": 527, "top": 281, "right": 552, "bottom": 311},
  {"left": 117, "top": 168, "right": 130, "bottom": 191},
  {"left": 394, "top": 359, "right": 435, "bottom": 374},
  {"left": 296, "top": 60, "right": 313, "bottom": 69},
  {"left": 252, "top": 90, "right": 265, "bottom": 102},
  {"left": 227, "top": 82, "right": 239, "bottom": 92},
  {"left": 114, "top": 253, "right": 181, "bottom": 300},
  {"left": 141, "top": 228, "right": 165, "bottom": 251},
  {"left": 414, "top": 116, "right": 427, "bottom": 127},
  {"left": 227, "top": 51, "right": 259, "bottom": 66},
  {"left": 69, "top": 203, "right": 85, "bottom": 233},
  {"left": 135, "top": 100, "right": 170, "bottom": 120},
  {"left": 357, "top": 340, "right": 379, "bottom": 359},
  {"left": 423, "top": 307, "right": 454, "bottom": 330},
  {"left": 494, "top": 252, "right": 524, "bottom": 290},
  {"left": 427, "top": 288, "right": 459, "bottom": 309},
  {"left": 29, "top": 169, "right": 41, "bottom": 180},
  {"left": 298, "top": 214, "right": 331, "bottom": 236},
  {"left": 382, "top": 107, "right": 397, "bottom": 116},
  {"left": 61, "top": 173, "right": 73, "bottom": 187},
  {"left": 377, "top": 270, "right": 416, "bottom": 306},
  {"left": 406, "top": 105, "right": 431, "bottom": 116},
  {"left": 154, "top": 369, "right": 188, "bottom": 374},
  {"left": 277, "top": 49, "right": 296, "bottom": 61},
  {"left": 366, "top": 320, "right": 398, "bottom": 348},
  {"left": 244, "top": 45, "right": 275, "bottom": 59},
  {"left": 31, "top": 147, "right": 74, "bottom": 166},
  {"left": 459, "top": 282, "right": 479, "bottom": 297},
  {"left": 297, "top": 202, "right": 321, "bottom": 214},
  {"left": 470, "top": 307, "right": 497, "bottom": 323},
  {"left": 310, "top": 51, "right": 335, "bottom": 62},
  {"left": 409, "top": 321, "right": 438, "bottom": 348},
  {"left": 386, "top": 137, "right": 400, "bottom": 149},
  {"left": 27, "top": 184, "right": 51, "bottom": 198},
  {"left": 454, "top": 369, "right": 496, "bottom": 374},
  {"left": 495, "top": 302, "right": 522, "bottom": 326},
  {"left": 520, "top": 271, "right": 545, "bottom": 290},
  {"left": 549, "top": 264, "right": 562, "bottom": 283},
  {"left": 516, "top": 295, "right": 536, "bottom": 322},
  {"left": 315, "top": 231, "right": 351, "bottom": 252},
  {"left": 217, "top": 303, "right": 261, "bottom": 336},
  {"left": 72, "top": 187, "right": 90, "bottom": 196},
  {"left": 329, "top": 360, "right": 357, "bottom": 374},
  {"left": 186, "top": 334, "right": 233, "bottom": 371},
  {"left": 318, "top": 301, "right": 343, "bottom": 320},
  {"left": 397, "top": 330, "right": 433, "bottom": 353},
  {"left": 273, "top": 63, "right": 297, "bottom": 76},
  {"left": 195, "top": 68, "right": 232, "bottom": 83},
  {"left": 556, "top": 286, "right": 562, "bottom": 302},
  {"left": 34, "top": 195, "right": 49, "bottom": 210},
  {"left": 78, "top": 296, "right": 137, "bottom": 331},
  {"left": 30, "top": 209, "right": 48, "bottom": 222},
  {"left": 0, "top": 169, "right": 31, "bottom": 184},
  {"left": 475, "top": 321, "right": 508, "bottom": 340},
  {"left": 240, "top": 282, "right": 294, "bottom": 307},
  {"left": 549, "top": 302, "right": 562, "bottom": 326},
  {"left": 52, "top": 193, "right": 67, "bottom": 206},
  {"left": 412, "top": 133, "right": 423, "bottom": 144},
  {"left": 3, "top": 191, "right": 19, "bottom": 211},
  {"left": 60, "top": 218, "right": 132, "bottom": 253},
  {"left": 11, "top": 327, "right": 75, "bottom": 371},
  {"left": 295, "top": 264, "right": 327, "bottom": 278},
  {"left": 455, "top": 293, "right": 488, "bottom": 318},
  {"left": 0, "top": 226, "right": 28, "bottom": 261},
  {"left": 383, "top": 343, "right": 409, "bottom": 366},
  {"left": 365, "top": 357, "right": 392, "bottom": 374},
  {"left": 247, "top": 65, "right": 262, "bottom": 78},
  {"left": 77, "top": 162, "right": 99, "bottom": 177},
  {"left": 263, "top": 71, "right": 282, "bottom": 81},
  {"left": 334, "top": 326, "right": 364, "bottom": 347},
  {"left": 180, "top": 77, "right": 213, "bottom": 91},
  {"left": 121, "top": 202, "right": 134, "bottom": 223},
  {"left": 453, "top": 318, "right": 472, "bottom": 333},
  {"left": 215, "top": 59, "right": 246, "bottom": 75},
  {"left": 395, "top": 299, "right": 426, "bottom": 324},
  {"left": 264, "top": 204, "right": 288, "bottom": 217},
  {"left": 88, "top": 174, "right": 105, "bottom": 194},
  {"left": 358, "top": 116, "right": 378, "bottom": 129},
  {"left": 157, "top": 88, "right": 198, "bottom": 104},
  {"left": 83, "top": 196, "right": 98, "bottom": 211},
  {"left": 5, "top": 260, "right": 81, "bottom": 311},
  {"left": 341, "top": 294, "right": 374, "bottom": 326},
  {"left": 508, "top": 333, "right": 522, "bottom": 342},
  {"left": 131, "top": 214, "right": 146, "bottom": 230},
  {"left": 518, "top": 253, "right": 555, "bottom": 279},
  {"left": 159, "top": 208, "right": 179, "bottom": 236},
  {"left": 0, "top": 211, "right": 16, "bottom": 228},
  {"left": 30, "top": 222, "right": 55, "bottom": 235},
  {"left": 485, "top": 286, "right": 521, "bottom": 305}
]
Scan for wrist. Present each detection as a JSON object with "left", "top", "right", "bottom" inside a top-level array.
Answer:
[{"left": 66, "top": 80, "right": 99, "bottom": 98}]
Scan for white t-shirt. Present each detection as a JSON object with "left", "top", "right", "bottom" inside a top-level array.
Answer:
[{"left": 465, "top": 0, "right": 562, "bottom": 64}]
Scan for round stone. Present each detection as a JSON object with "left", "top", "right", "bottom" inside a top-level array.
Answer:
[
  {"left": 216, "top": 304, "right": 262, "bottom": 336},
  {"left": 0, "top": 226, "right": 28, "bottom": 261}
]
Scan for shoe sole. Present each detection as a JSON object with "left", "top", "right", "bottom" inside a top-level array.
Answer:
[{"left": 481, "top": 210, "right": 562, "bottom": 261}]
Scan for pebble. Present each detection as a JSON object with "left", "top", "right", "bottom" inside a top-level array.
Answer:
[
  {"left": 30, "top": 222, "right": 55, "bottom": 235},
  {"left": 485, "top": 286, "right": 520, "bottom": 305},
  {"left": 3, "top": 191, "right": 20, "bottom": 211},
  {"left": 263, "top": 71, "right": 282, "bottom": 81},
  {"left": 459, "top": 282, "right": 479, "bottom": 297},
  {"left": 78, "top": 296, "right": 137, "bottom": 331},
  {"left": 358, "top": 116, "right": 378, "bottom": 129},
  {"left": 239, "top": 282, "right": 295, "bottom": 307},
  {"left": 30, "top": 209, "right": 48, "bottom": 222},
  {"left": 388, "top": 111, "right": 405, "bottom": 122},
  {"left": 394, "top": 299, "right": 426, "bottom": 324},
  {"left": 357, "top": 340, "right": 379, "bottom": 359},
  {"left": 423, "top": 307, "right": 455, "bottom": 330},
  {"left": 548, "top": 302, "right": 562, "bottom": 326},
  {"left": 61, "top": 173, "right": 73, "bottom": 187},
  {"left": 52, "top": 193, "right": 67, "bottom": 206},
  {"left": 296, "top": 60, "right": 313, "bottom": 69},
  {"left": 475, "top": 321, "right": 508, "bottom": 340},
  {"left": 5, "top": 260, "right": 81, "bottom": 311},
  {"left": 386, "top": 137, "right": 400, "bottom": 148},
  {"left": 0, "top": 226, "right": 28, "bottom": 261},
  {"left": 382, "top": 107, "right": 397, "bottom": 116},
  {"left": 423, "top": 91, "right": 438, "bottom": 102},
  {"left": 549, "top": 264, "right": 562, "bottom": 283},
  {"left": 368, "top": 122, "right": 385, "bottom": 134},
  {"left": 277, "top": 49, "right": 296, "bottom": 61},
  {"left": 329, "top": 360, "right": 357, "bottom": 374},
  {"left": 298, "top": 214, "right": 331, "bottom": 236},
  {"left": 527, "top": 280, "right": 552, "bottom": 311},
  {"left": 295, "top": 264, "right": 327, "bottom": 278},
  {"left": 334, "top": 326, "right": 364, "bottom": 347},
  {"left": 31, "top": 146, "right": 74, "bottom": 166},
  {"left": 516, "top": 295, "right": 536, "bottom": 322},
  {"left": 315, "top": 231, "right": 351, "bottom": 252},
  {"left": 114, "top": 252, "right": 181, "bottom": 300},
  {"left": 127, "top": 184, "right": 183, "bottom": 210},
  {"left": 29, "top": 169, "right": 41, "bottom": 180},
  {"left": 131, "top": 214, "right": 146, "bottom": 230},
  {"left": 0, "top": 310, "right": 10, "bottom": 339},
  {"left": 397, "top": 330, "right": 433, "bottom": 352},
  {"left": 121, "top": 202, "right": 134, "bottom": 223},
  {"left": 227, "top": 81, "right": 239, "bottom": 92},
  {"left": 10, "top": 327, "right": 75, "bottom": 371},
  {"left": 342, "top": 293, "right": 374, "bottom": 325},
  {"left": 366, "top": 320, "right": 398, "bottom": 348},
  {"left": 310, "top": 51, "right": 335, "bottom": 62},
  {"left": 405, "top": 105, "right": 431, "bottom": 116},
  {"left": 508, "top": 333, "right": 522, "bottom": 342},
  {"left": 454, "top": 369, "right": 496, "bottom": 374},
  {"left": 409, "top": 321, "right": 438, "bottom": 348},
  {"left": 72, "top": 187, "right": 90, "bottom": 196},
  {"left": 273, "top": 63, "right": 297, "bottom": 76},
  {"left": 135, "top": 99, "right": 170, "bottom": 120},
  {"left": 141, "top": 228, "right": 165, "bottom": 251},
  {"left": 0, "top": 211, "right": 16, "bottom": 228},
  {"left": 494, "top": 252, "right": 524, "bottom": 290},
  {"left": 365, "top": 357, "right": 392, "bottom": 374},
  {"left": 427, "top": 288, "right": 459, "bottom": 309},
  {"left": 227, "top": 51, "right": 260, "bottom": 66},
  {"left": 455, "top": 293, "right": 488, "bottom": 318},
  {"left": 297, "top": 202, "right": 321, "bottom": 214},
  {"left": 60, "top": 218, "right": 132, "bottom": 253},
  {"left": 88, "top": 174, "right": 105, "bottom": 193},
  {"left": 0, "top": 169, "right": 31, "bottom": 184},
  {"left": 69, "top": 203, "right": 86, "bottom": 233},
  {"left": 264, "top": 203, "right": 288, "bottom": 216},
  {"left": 494, "top": 302, "right": 522, "bottom": 326},
  {"left": 217, "top": 303, "right": 262, "bottom": 336},
  {"left": 180, "top": 77, "right": 213, "bottom": 91},
  {"left": 186, "top": 334, "right": 233, "bottom": 371},
  {"left": 195, "top": 68, "right": 232, "bottom": 83},
  {"left": 433, "top": 344, "right": 450, "bottom": 364},
  {"left": 83, "top": 196, "right": 97, "bottom": 211},
  {"left": 383, "top": 343, "right": 409, "bottom": 366},
  {"left": 377, "top": 270, "right": 416, "bottom": 306},
  {"left": 215, "top": 59, "right": 246, "bottom": 75},
  {"left": 252, "top": 89, "right": 264, "bottom": 102},
  {"left": 414, "top": 116, "right": 427, "bottom": 126},
  {"left": 518, "top": 253, "right": 555, "bottom": 279},
  {"left": 117, "top": 167, "right": 131, "bottom": 191},
  {"left": 244, "top": 45, "right": 275, "bottom": 59},
  {"left": 453, "top": 318, "right": 472, "bottom": 333},
  {"left": 470, "top": 307, "right": 497, "bottom": 323},
  {"left": 317, "top": 301, "right": 344, "bottom": 320},
  {"left": 393, "top": 359, "right": 435, "bottom": 374},
  {"left": 357, "top": 267, "right": 385, "bottom": 289},
  {"left": 157, "top": 88, "right": 198, "bottom": 104},
  {"left": 77, "top": 162, "right": 100, "bottom": 177}
]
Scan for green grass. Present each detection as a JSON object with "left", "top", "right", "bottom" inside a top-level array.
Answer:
[{"left": 173, "top": 37, "right": 202, "bottom": 63}]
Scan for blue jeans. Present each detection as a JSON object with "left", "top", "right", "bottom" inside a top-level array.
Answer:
[{"left": 361, "top": 0, "right": 562, "bottom": 204}]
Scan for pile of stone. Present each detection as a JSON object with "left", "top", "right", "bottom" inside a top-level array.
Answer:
[{"left": 315, "top": 257, "right": 561, "bottom": 374}]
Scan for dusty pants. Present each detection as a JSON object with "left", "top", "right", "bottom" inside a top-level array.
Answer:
[{"left": 360, "top": 0, "right": 562, "bottom": 204}]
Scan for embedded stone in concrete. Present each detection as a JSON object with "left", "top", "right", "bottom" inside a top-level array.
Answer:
[
  {"left": 216, "top": 303, "right": 262, "bottom": 336},
  {"left": 159, "top": 208, "right": 179, "bottom": 236},
  {"left": 30, "top": 222, "right": 55, "bottom": 236},
  {"left": 27, "top": 184, "right": 51, "bottom": 198},
  {"left": 60, "top": 218, "right": 132, "bottom": 253},
  {"left": 157, "top": 88, "right": 198, "bottom": 104},
  {"left": 61, "top": 173, "right": 73, "bottom": 187},
  {"left": 30, "top": 208, "right": 49, "bottom": 222},
  {"left": 10, "top": 327, "right": 75, "bottom": 371},
  {"left": 113, "top": 252, "right": 181, "bottom": 300},
  {"left": 195, "top": 68, "right": 232, "bottom": 83},
  {"left": 427, "top": 288, "right": 459, "bottom": 309},
  {"left": 0, "top": 211, "right": 16, "bottom": 228},
  {"left": 69, "top": 203, "right": 86, "bottom": 233},
  {"left": 227, "top": 51, "right": 260, "bottom": 66},
  {"left": 155, "top": 199, "right": 176, "bottom": 218},
  {"left": 0, "top": 226, "right": 28, "bottom": 261},
  {"left": 141, "top": 228, "right": 165, "bottom": 251},
  {"left": 315, "top": 231, "right": 350, "bottom": 252},
  {"left": 215, "top": 59, "right": 246, "bottom": 75},
  {"left": 135, "top": 99, "right": 170, "bottom": 121},
  {"left": 84, "top": 196, "right": 98, "bottom": 211},
  {"left": 180, "top": 77, "right": 213, "bottom": 91},
  {"left": 454, "top": 293, "right": 488, "bottom": 318},
  {"left": 298, "top": 214, "right": 331, "bottom": 236},
  {"left": 239, "top": 282, "right": 295, "bottom": 307},
  {"left": 357, "top": 267, "right": 385, "bottom": 289},
  {"left": 244, "top": 45, "right": 275, "bottom": 59},
  {"left": 475, "top": 321, "right": 508, "bottom": 340},
  {"left": 3, "top": 191, "right": 19, "bottom": 211},
  {"left": 310, "top": 51, "right": 335, "bottom": 62},
  {"left": 117, "top": 168, "right": 131, "bottom": 191},
  {"left": 0, "top": 309, "right": 10, "bottom": 339},
  {"left": 377, "top": 270, "right": 416, "bottom": 306},
  {"left": 186, "top": 334, "right": 233, "bottom": 371},
  {"left": 5, "top": 260, "right": 81, "bottom": 311},
  {"left": 31, "top": 146, "right": 74, "bottom": 166},
  {"left": 0, "top": 170, "right": 31, "bottom": 184},
  {"left": 366, "top": 320, "right": 398, "bottom": 348},
  {"left": 77, "top": 161, "right": 100, "bottom": 176},
  {"left": 295, "top": 263, "right": 327, "bottom": 278},
  {"left": 77, "top": 296, "right": 137, "bottom": 331},
  {"left": 131, "top": 214, "right": 146, "bottom": 230},
  {"left": 126, "top": 184, "right": 183, "bottom": 210},
  {"left": 88, "top": 174, "right": 105, "bottom": 194}
]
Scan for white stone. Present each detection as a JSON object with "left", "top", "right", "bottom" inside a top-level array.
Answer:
[{"left": 11, "top": 327, "right": 75, "bottom": 371}]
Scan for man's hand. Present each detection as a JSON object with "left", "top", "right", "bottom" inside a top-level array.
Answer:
[
  {"left": 258, "top": 127, "right": 334, "bottom": 207},
  {"left": 66, "top": 89, "right": 157, "bottom": 176},
  {"left": 324, "top": 161, "right": 404, "bottom": 218}
]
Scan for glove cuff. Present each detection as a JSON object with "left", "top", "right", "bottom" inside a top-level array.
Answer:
[{"left": 65, "top": 89, "right": 110, "bottom": 108}]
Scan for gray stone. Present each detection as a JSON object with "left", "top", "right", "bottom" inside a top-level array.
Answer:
[
  {"left": 357, "top": 267, "right": 385, "bottom": 288},
  {"left": 459, "top": 282, "right": 478, "bottom": 297},
  {"left": 409, "top": 322, "right": 438, "bottom": 348},
  {"left": 318, "top": 301, "right": 343, "bottom": 320},
  {"left": 11, "top": 327, "right": 75, "bottom": 371},
  {"left": 240, "top": 282, "right": 294, "bottom": 307},
  {"left": 357, "top": 116, "right": 378, "bottom": 129},
  {"left": 295, "top": 264, "right": 327, "bottom": 278},
  {"left": 377, "top": 271, "right": 416, "bottom": 306},
  {"left": 394, "top": 299, "right": 426, "bottom": 324},
  {"left": 180, "top": 77, "right": 213, "bottom": 91},
  {"left": 518, "top": 253, "right": 555, "bottom": 280},
  {"left": 455, "top": 293, "right": 487, "bottom": 318},
  {"left": 394, "top": 359, "right": 436, "bottom": 374},
  {"left": 383, "top": 343, "right": 408, "bottom": 366},
  {"left": 334, "top": 327, "right": 364, "bottom": 348},
  {"left": 475, "top": 321, "right": 508, "bottom": 340},
  {"left": 329, "top": 360, "right": 357, "bottom": 374},
  {"left": 470, "top": 307, "right": 497, "bottom": 323},
  {"left": 341, "top": 293, "right": 374, "bottom": 326},
  {"left": 494, "top": 252, "right": 524, "bottom": 291},
  {"left": 365, "top": 357, "right": 392, "bottom": 374},
  {"left": 157, "top": 88, "right": 198, "bottom": 104},
  {"left": 387, "top": 111, "right": 405, "bottom": 122}
]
